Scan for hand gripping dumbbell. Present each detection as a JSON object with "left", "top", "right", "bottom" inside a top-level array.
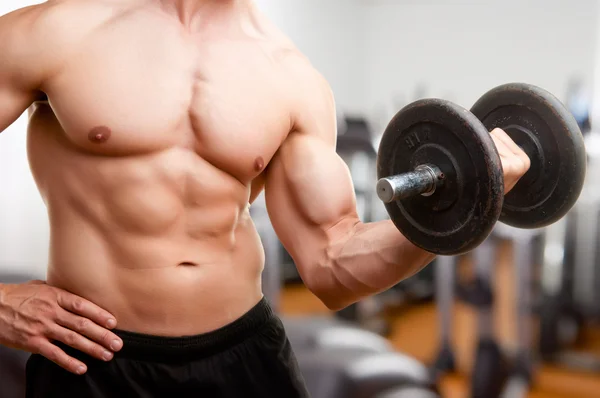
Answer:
[{"left": 376, "top": 83, "right": 587, "bottom": 255}]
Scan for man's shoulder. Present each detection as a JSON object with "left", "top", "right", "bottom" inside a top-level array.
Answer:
[
  {"left": 277, "top": 51, "right": 336, "bottom": 138},
  {"left": 3, "top": 0, "right": 123, "bottom": 22},
  {"left": 1, "top": 0, "right": 131, "bottom": 44},
  {"left": 0, "top": 0, "right": 135, "bottom": 76},
  {"left": 253, "top": 13, "right": 327, "bottom": 90}
]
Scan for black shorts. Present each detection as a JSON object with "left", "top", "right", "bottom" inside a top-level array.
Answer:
[{"left": 25, "top": 298, "right": 310, "bottom": 398}]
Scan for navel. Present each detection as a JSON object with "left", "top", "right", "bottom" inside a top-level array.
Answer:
[
  {"left": 254, "top": 156, "right": 265, "bottom": 172},
  {"left": 88, "top": 126, "right": 112, "bottom": 144}
]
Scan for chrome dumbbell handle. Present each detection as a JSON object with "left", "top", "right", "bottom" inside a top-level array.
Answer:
[{"left": 376, "top": 164, "right": 445, "bottom": 203}]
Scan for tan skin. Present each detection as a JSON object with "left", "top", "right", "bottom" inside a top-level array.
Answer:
[{"left": 0, "top": 0, "right": 530, "bottom": 377}]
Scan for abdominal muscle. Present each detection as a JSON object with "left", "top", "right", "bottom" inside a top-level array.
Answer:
[
  {"left": 28, "top": 108, "right": 265, "bottom": 337},
  {"left": 46, "top": 208, "right": 265, "bottom": 337}
]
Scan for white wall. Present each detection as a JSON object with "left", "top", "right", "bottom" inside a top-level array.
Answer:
[
  {"left": 255, "top": 0, "right": 366, "bottom": 114},
  {"left": 363, "top": 0, "right": 599, "bottom": 134}
]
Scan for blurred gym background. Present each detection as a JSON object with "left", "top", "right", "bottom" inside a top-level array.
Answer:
[{"left": 1, "top": 0, "right": 600, "bottom": 397}]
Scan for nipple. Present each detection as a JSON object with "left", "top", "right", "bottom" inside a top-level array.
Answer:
[
  {"left": 88, "top": 126, "right": 112, "bottom": 144},
  {"left": 254, "top": 156, "right": 265, "bottom": 172}
]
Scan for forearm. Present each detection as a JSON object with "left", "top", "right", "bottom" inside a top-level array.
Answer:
[{"left": 313, "top": 219, "right": 436, "bottom": 310}]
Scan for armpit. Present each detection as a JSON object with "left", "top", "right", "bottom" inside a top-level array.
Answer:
[
  {"left": 35, "top": 91, "right": 49, "bottom": 103},
  {"left": 250, "top": 173, "right": 267, "bottom": 204}
]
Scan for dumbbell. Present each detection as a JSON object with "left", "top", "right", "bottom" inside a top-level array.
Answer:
[{"left": 376, "top": 83, "right": 587, "bottom": 255}]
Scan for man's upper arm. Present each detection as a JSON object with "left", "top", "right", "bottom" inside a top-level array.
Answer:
[
  {"left": 0, "top": 4, "right": 66, "bottom": 132},
  {"left": 265, "top": 63, "right": 359, "bottom": 284}
]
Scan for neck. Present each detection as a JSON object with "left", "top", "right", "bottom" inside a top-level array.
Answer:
[{"left": 163, "top": 0, "right": 253, "bottom": 26}]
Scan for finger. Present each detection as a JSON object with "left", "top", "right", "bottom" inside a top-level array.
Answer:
[
  {"left": 491, "top": 128, "right": 526, "bottom": 157},
  {"left": 36, "top": 340, "right": 87, "bottom": 375},
  {"left": 56, "top": 291, "right": 117, "bottom": 329},
  {"left": 493, "top": 129, "right": 531, "bottom": 170},
  {"left": 490, "top": 130, "right": 512, "bottom": 153},
  {"left": 56, "top": 309, "right": 123, "bottom": 352},
  {"left": 491, "top": 129, "right": 531, "bottom": 175},
  {"left": 490, "top": 129, "right": 516, "bottom": 154},
  {"left": 49, "top": 324, "right": 114, "bottom": 362},
  {"left": 491, "top": 136, "right": 514, "bottom": 163}
]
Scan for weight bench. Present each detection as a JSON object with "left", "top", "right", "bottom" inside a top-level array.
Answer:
[
  {"left": 283, "top": 316, "right": 392, "bottom": 354},
  {"left": 294, "top": 347, "right": 439, "bottom": 398}
]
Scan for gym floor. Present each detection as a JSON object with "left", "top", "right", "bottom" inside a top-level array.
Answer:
[{"left": 280, "top": 240, "right": 600, "bottom": 398}]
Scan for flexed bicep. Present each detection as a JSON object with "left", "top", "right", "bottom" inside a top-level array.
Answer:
[{"left": 265, "top": 133, "right": 359, "bottom": 284}]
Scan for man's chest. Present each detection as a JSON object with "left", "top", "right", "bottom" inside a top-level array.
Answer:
[{"left": 41, "top": 29, "right": 293, "bottom": 182}]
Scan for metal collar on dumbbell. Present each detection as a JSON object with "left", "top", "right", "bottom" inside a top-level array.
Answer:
[{"left": 376, "top": 164, "right": 444, "bottom": 203}]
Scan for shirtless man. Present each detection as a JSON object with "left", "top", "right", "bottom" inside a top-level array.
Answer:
[{"left": 0, "top": 1, "right": 530, "bottom": 397}]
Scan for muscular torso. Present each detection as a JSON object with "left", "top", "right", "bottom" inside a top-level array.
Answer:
[{"left": 25, "top": 1, "right": 298, "bottom": 336}]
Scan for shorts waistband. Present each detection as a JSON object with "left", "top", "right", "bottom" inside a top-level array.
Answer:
[{"left": 112, "top": 297, "right": 274, "bottom": 362}]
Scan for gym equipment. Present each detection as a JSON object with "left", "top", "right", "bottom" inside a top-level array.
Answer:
[
  {"left": 489, "top": 226, "right": 542, "bottom": 398},
  {"left": 430, "top": 255, "right": 458, "bottom": 378},
  {"left": 471, "top": 84, "right": 586, "bottom": 228},
  {"left": 432, "top": 238, "right": 510, "bottom": 398},
  {"left": 376, "top": 83, "right": 586, "bottom": 255},
  {"left": 565, "top": 77, "right": 592, "bottom": 135},
  {"left": 538, "top": 215, "right": 581, "bottom": 361},
  {"left": 336, "top": 116, "right": 377, "bottom": 188},
  {"left": 377, "top": 387, "right": 440, "bottom": 398},
  {"left": 385, "top": 260, "right": 436, "bottom": 312},
  {"left": 567, "top": 131, "right": 600, "bottom": 320},
  {"left": 283, "top": 316, "right": 393, "bottom": 354},
  {"left": 471, "top": 339, "right": 507, "bottom": 398},
  {"left": 431, "top": 228, "right": 543, "bottom": 398},
  {"left": 377, "top": 98, "right": 503, "bottom": 255},
  {"left": 537, "top": 130, "right": 600, "bottom": 371},
  {"left": 501, "top": 228, "right": 540, "bottom": 398},
  {"left": 295, "top": 348, "right": 440, "bottom": 398}
]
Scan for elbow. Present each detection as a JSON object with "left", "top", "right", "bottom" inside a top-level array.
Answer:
[
  {"left": 301, "top": 257, "right": 356, "bottom": 312},
  {"left": 321, "top": 297, "right": 352, "bottom": 312},
  {"left": 299, "top": 218, "right": 363, "bottom": 312},
  {"left": 308, "top": 282, "right": 351, "bottom": 312}
]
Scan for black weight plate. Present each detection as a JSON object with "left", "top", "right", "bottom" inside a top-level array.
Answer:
[
  {"left": 539, "top": 294, "right": 584, "bottom": 360},
  {"left": 471, "top": 339, "right": 509, "bottom": 398},
  {"left": 377, "top": 99, "right": 504, "bottom": 255},
  {"left": 471, "top": 83, "right": 587, "bottom": 229}
]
